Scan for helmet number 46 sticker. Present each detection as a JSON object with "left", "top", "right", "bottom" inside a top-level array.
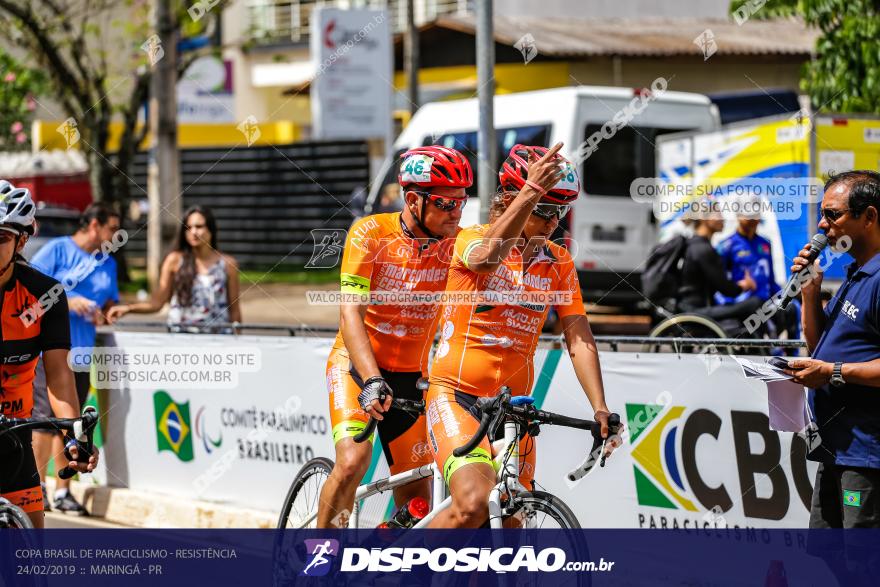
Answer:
[
  {"left": 401, "top": 155, "right": 434, "bottom": 184},
  {"left": 556, "top": 161, "right": 578, "bottom": 191}
]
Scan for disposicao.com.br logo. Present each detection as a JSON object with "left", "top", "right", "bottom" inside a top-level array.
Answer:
[
  {"left": 338, "top": 546, "right": 614, "bottom": 573},
  {"left": 301, "top": 539, "right": 339, "bottom": 576}
]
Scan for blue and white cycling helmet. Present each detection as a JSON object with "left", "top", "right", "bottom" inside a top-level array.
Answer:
[{"left": 0, "top": 180, "right": 36, "bottom": 235}]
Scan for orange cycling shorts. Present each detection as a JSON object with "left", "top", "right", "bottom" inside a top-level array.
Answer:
[
  {"left": 326, "top": 347, "right": 432, "bottom": 475},
  {"left": 426, "top": 383, "right": 536, "bottom": 488}
]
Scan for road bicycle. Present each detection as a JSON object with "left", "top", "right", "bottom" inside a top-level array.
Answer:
[
  {"left": 277, "top": 386, "right": 620, "bottom": 530},
  {"left": 0, "top": 496, "right": 32, "bottom": 529},
  {"left": 0, "top": 407, "right": 99, "bottom": 529}
]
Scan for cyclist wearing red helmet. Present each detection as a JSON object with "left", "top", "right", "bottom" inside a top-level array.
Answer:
[
  {"left": 317, "top": 146, "right": 472, "bottom": 527},
  {"left": 425, "top": 143, "right": 619, "bottom": 528}
]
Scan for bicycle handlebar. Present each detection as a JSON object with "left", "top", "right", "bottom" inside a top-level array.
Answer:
[
  {"left": 452, "top": 396, "right": 499, "bottom": 458},
  {"left": 451, "top": 389, "right": 621, "bottom": 479},
  {"left": 352, "top": 397, "right": 426, "bottom": 443},
  {"left": 0, "top": 407, "right": 99, "bottom": 480}
]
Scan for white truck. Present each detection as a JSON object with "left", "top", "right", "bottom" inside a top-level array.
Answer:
[
  {"left": 368, "top": 86, "right": 719, "bottom": 307},
  {"left": 655, "top": 113, "right": 880, "bottom": 288}
]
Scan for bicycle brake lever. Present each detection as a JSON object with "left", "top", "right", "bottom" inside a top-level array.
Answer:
[{"left": 600, "top": 413, "right": 621, "bottom": 467}]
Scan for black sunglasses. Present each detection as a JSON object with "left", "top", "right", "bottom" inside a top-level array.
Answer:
[
  {"left": 821, "top": 208, "right": 850, "bottom": 222},
  {"left": 413, "top": 191, "right": 467, "bottom": 211}
]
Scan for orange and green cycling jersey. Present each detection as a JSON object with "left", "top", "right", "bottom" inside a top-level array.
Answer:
[
  {"left": 0, "top": 264, "right": 71, "bottom": 418},
  {"left": 332, "top": 213, "right": 457, "bottom": 373},
  {"left": 429, "top": 223, "right": 585, "bottom": 396}
]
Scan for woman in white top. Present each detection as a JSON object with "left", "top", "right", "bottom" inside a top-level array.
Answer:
[{"left": 107, "top": 206, "right": 241, "bottom": 331}]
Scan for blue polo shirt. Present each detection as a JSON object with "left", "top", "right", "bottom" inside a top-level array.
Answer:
[
  {"left": 715, "top": 232, "right": 781, "bottom": 305},
  {"left": 809, "top": 252, "right": 880, "bottom": 468}
]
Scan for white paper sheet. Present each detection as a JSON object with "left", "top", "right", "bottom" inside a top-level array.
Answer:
[
  {"left": 766, "top": 379, "right": 809, "bottom": 432},
  {"left": 733, "top": 357, "right": 791, "bottom": 382}
]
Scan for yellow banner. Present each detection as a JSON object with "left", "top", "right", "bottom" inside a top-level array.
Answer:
[{"left": 32, "top": 120, "right": 302, "bottom": 152}]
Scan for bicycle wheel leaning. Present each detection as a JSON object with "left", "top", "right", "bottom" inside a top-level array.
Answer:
[
  {"left": 0, "top": 502, "right": 33, "bottom": 529},
  {"left": 277, "top": 457, "right": 334, "bottom": 529},
  {"left": 506, "top": 491, "right": 590, "bottom": 587},
  {"left": 273, "top": 458, "right": 334, "bottom": 587}
]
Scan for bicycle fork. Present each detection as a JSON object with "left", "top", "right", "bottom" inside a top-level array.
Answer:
[{"left": 488, "top": 420, "right": 528, "bottom": 529}]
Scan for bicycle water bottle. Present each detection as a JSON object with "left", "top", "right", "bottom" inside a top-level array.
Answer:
[{"left": 378, "top": 497, "right": 429, "bottom": 529}]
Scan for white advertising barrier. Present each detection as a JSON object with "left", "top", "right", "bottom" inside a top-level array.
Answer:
[
  {"left": 99, "top": 332, "right": 816, "bottom": 527},
  {"left": 100, "top": 332, "right": 336, "bottom": 512},
  {"left": 535, "top": 350, "right": 817, "bottom": 529}
]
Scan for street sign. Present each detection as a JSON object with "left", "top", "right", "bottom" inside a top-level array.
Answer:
[{"left": 310, "top": 8, "right": 392, "bottom": 141}]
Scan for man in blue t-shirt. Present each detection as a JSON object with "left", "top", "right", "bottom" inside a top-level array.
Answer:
[
  {"left": 787, "top": 171, "right": 880, "bottom": 539},
  {"left": 29, "top": 203, "right": 121, "bottom": 515},
  {"left": 715, "top": 196, "right": 798, "bottom": 339}
]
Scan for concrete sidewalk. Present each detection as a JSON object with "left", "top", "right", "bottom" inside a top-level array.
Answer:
[{"left": 48, "top": 478, "right": 277, "bottom": 528}]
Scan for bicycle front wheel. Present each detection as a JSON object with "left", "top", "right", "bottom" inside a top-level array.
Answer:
[
  {"left": 506, "top": 492, "right": 590, "bottom": 587},
  {"left": 277, "top": 457, "right": 334, "bottom": 529},
  {"left": 507, "top": 490, "right": 581, "bottom": 529},
  {"left": 0, "top": 504, "right": 34, "bottom": 529}
]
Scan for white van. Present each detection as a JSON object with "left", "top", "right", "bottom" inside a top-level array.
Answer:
[{"left": 368, "top": 86, "right": 720, "bottom": 307}]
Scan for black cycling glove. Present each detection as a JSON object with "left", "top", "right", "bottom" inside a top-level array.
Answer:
[{"left": 358, "top": 376, "right": 393, "bottom": 412}]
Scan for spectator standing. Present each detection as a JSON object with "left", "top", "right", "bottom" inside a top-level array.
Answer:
[
  {"left": 788, "top": 171, "right": 880, "bottom": 535},
  {"left": 107, "top": 205, "right": 241, "bottom": 331},
  {"left": 30, "top": 203, "right": 121, "bottom": 515}
]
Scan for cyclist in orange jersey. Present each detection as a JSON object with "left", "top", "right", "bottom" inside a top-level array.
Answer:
[
  {"left": 317, "top": 146, "right": 473, "bottom": 528},
  {"left": 0, "top": 181, "right": 99, "bottom": 528},
  {"left": 426, "top": 144, "right": 620, "bottom": 528}
]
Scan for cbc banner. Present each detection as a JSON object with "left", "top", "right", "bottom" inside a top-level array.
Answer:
[
  {"left": 538, "top": 350, "right": 815, "bottom": 528},
  {"left": 100, "top": 333, "right": 814, "bottom": 527}
]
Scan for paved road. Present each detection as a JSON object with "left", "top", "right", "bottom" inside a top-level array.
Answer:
[
  {"left": 117, "top": 283, "right": 340, "bottom": 328},
  {"left": 44, "top": 512, "right": 130, "bottom": 529}
]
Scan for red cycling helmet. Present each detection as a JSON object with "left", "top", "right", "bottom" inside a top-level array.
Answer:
[
  {"left": 398, "top": 146, "right": 473, "bottom": 192},
  {"left": 498, "top": 144, "right": 580, "bottom": 204}
]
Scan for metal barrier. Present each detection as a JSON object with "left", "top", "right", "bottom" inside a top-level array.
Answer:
[{"left": 103, "top": 322, "right": 807, "bottom": 353}]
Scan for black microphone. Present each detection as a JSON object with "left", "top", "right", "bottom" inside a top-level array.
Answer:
[{"left": 778, "top": 233, "right": 828, "bottom": 310}]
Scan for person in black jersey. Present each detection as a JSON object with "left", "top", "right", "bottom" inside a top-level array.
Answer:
[
  {"left": 678, "top": 204, "right": 762, "bottom": 331},
  {"left": 0, "top": 180, "right": 98, "bottom": 528}
]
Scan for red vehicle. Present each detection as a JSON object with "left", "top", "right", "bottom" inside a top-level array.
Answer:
[{"left": 10, "top": 172, "right": 92, "bottom": 212}]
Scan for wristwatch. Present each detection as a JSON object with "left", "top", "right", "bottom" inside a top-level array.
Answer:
[{"left": 830, "top": 362, "right": 846, "bottom": 388}]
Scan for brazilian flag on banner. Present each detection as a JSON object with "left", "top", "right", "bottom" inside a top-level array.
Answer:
[{"left": 154, "top": 391, "right": 193, "bottom": 462}]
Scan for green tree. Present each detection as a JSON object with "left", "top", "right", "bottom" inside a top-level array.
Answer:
[
  {"left": 0, "top": 50, "right": 48, "bottom": 151},
  {"left": 730, "top": 0, "right": 880, "bottom": 113},
  {"left": 0, "top": 1, "right": 225, "bottom": 204}
]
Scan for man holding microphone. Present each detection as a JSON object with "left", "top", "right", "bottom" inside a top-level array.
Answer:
[{"left": 785, "top": 170, "right": 880, "bottom": 528}]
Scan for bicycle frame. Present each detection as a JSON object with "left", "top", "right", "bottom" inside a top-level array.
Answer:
[
  {"left": 294, "top": 434, "right": 523, "bottom": 529},
  {"left": 354, "top": 463, "right": 448, "bottom": 529},
  {"left": 414, "top": 420, "right": 529, "bottom": 529},
  {"left": 293, "top": 391, "right": 601, "bottom": 529},
  {"left": 488, "top": 419, "right": 530, "bottom": 529},
  {"left": 360, "top": 418, "right": 528, "bottom": 529},
  {"left": 292, "top": 463, "right": 447, "bottom": 529}
]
